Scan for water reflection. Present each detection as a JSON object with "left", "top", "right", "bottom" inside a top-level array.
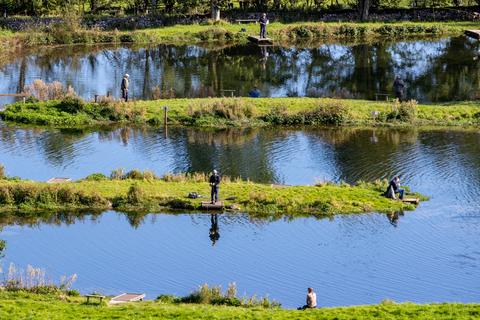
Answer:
[
  {"left": 209, "top": 214, "right": 220, "bottom": 246},
  {"left": 1, "top": 37, "right": 480, "bottom": 103}
]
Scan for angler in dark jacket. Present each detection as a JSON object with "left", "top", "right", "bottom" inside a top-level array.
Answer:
[
  {"left": 386, "top": 176, "right": 404, "bottom": 200},
  {"left": 209, "top": 169, "right": 221, "bottom": 204},
  {"left": 259, "top": 13, "right": 268, "bottom": 38}
]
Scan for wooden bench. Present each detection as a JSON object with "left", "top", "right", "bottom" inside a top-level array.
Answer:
[
  {"left": 85, "top": 294, "right": 106, "bottom": 304},
  {"left": 236, "top": 19, "right": 257, "bottom": 24},
  {"left": 221, "top": 89, "right": 236, "bottom": 97},
  {"left": 374, "top": 93, "right": 391, "bottom": 101}
]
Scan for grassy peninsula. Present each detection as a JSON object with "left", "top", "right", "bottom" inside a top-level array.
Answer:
[
  {"left": 1, "top": 20, "right": 479, "bottom": 49},
  {"left": 0, "top": 170, "right": 422, "bottom": 216},
  {"left": 0, "top": 291, "right": 478, "bottom": 320},
  {"left": 2, "top": 97, "right": 479, "bottom": 128}
]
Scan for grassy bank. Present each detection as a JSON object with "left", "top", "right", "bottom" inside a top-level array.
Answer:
[
  {"left": 0, "top": 170, "right": 423, "bottom": 216},
  {"left": 2, "top": 20, "right": 479, "bottom": 48},
  {"left": 2, "top": 97, "right": 480, "bottom": 128},
  {"left": 0, "top": 292, "right": 478, "bottom": 319}
]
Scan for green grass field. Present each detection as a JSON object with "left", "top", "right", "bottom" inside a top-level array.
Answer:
[
  {"left": 2, "top": 97, "right": 479, "bottom": 128},
  {"left": 0, "top": 292, "right": 478, "bottom": 320}
]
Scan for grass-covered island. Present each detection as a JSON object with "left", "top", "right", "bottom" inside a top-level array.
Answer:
[
  {"left": 1, "top": 96, "right": 480, "bottom": 128},
  {"left": 0, "top": 291, "right": 478, "bottom": 320},
  {"left": 2, "top": 20, "right": 480, "bottom": 49},
  {"left": 0, "top": 168, "right": 424, "bottom": 216}
]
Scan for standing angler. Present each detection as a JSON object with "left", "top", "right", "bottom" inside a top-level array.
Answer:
[
  {"left": 209, "top": 169, "right": 221, "bottom": 204},
  {"left": 259, "top": 13, "right": 269, "bottom": 39},
  {"left": 121, "top": 73, "right": 129, "bottom": 102}
]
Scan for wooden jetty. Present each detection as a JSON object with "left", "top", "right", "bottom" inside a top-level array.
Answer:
[
  {"left": 201, "top": 201, "right": 224, "bottom": 210},
  {"left": 465, "top": 30, "right": 480, "bottom": 39},
  {"left": 402, "top": 198, "right": 420, "bottom": 205},
  {"left": 46, "top": 177, "right": 71, "bottom": 184},
  {"left": 248, "top": 35, "right": 273, "bottom": 45},
  {"left": 110, "top": 293, "right": 145, "bottom": 304}
]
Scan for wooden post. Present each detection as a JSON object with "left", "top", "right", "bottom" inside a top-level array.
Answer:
[{"left": 163, "top": 106, "right": 168, "bottom": 138}]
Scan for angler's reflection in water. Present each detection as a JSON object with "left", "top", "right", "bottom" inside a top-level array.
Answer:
[
  {"left": 260, "top": 45, "right": 269, "bottom": 71},
  {"left": 386, "top": 211, "right": 404, "bottom": 227},
  {"left": 209, "top": 214, "right": 220, "bottom": 246}
]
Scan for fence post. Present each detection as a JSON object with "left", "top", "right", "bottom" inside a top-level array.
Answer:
[{"left": 163, "top": 106, "right": 169, "bottom": 138}]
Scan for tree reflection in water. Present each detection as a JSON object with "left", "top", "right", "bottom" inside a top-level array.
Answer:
[{"left": 1, "top": 37, "right": 479, "bottom": 102}]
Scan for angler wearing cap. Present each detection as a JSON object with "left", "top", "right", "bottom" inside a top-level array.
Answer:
[
  {"left": 209, "top": 169, "right": 221, "bottom": 204},
  {"left": 121, "top": 73, "right": 130, "bottom": 102}
]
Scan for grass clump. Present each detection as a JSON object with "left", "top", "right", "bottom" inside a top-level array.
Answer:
[
  {"left": 158, "top": 283, "right": 280, "bottom": 308},
  {"left": 2, "top": 263, "right": 77, "bottom": 296},
  {"left": 262, "top": 101, "right": 348, "bottom": 126}
]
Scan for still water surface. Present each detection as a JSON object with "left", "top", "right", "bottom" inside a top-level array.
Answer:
[
  {"left": 1, "top": 36, "right": 480, "bottom": 103},
  {"left": 1, "top": 125, "right": 479, "bottom": 307}
]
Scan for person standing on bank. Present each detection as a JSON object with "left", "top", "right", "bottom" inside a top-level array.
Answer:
[
  {"left": 393, "top": 76, "right": 405, "bottom": 102},
  {"left": 121, "top": 73, "right": 129, "bottom": 102},
  {"left": 209, "top": 169, "right": 221, "bottom": 204},
  {"left": 259, "top": 13, "right": 269, "bottom": 39}
]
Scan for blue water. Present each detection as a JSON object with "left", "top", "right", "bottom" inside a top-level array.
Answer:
[{"left": 1, "top": 126, "right": 480, "bottom": 307}]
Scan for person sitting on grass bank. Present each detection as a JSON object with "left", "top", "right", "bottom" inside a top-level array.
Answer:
[
  {"left": 209, "top": 169, "right": 221, "bottom": 204},
  {"left": 385, "top": 176, "right": 405, "bottom": 200},
  {"left": 259, "top": 13, "right": 269, "bottom": 39},
  {"left": 298, "top": 287, "right": 317, "bottom": 310},
  {"left": 248, "top": 86, "right": 261, "bottom": 98},
  {"left": 121, "top": 73, "right": 129, "bottom": 102}
]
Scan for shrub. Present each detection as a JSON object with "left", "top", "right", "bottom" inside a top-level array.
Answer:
[
  {"left": 85, "top": 173, "right": 108, "bottom": 181},
  {"left": 124, "top": 169, "right": 144, "bottom": 180},
  {"left": 127, "top": 183, "right": 145, "bottom": 205},
  {"left": 157, "top": 294, "right": 179, "bottom": 304},
  {"left": 387, "top": 100, "right": 418, "bottom": 123},
  {"left": 0, "top": 185, "right": 12, "bottom": 205},
  {"left": 4, "top": 263, "right": 77, "bottom": 295},
  {"left": 57, "top": 187, "right": 78, "bottom": 204},
  {"left": 66, "top": 289, "right": 81, "bottom": 296},
  {"left": 25, "top": 80, "right": 76, "bottom": 101},
  {"left": 179, "top": 283, "right": 280, "bottom": 308},
  {"left": 0, "top": 164, "right": 5, "bottom": 179},
  {"left": 110, "top": 168, "right": 125, "bottom": 180},
  {"left": 189, "top": 99, "right": 256, "bottom": 121},
  {"left": 262, "top": 102, "right": 348, "bottom": 126},
  {"left": 57, "top": 97, "right": 85, "bottom": 114}
]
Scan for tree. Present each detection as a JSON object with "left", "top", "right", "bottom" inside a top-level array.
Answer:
[{"left": 358, "top": 0, "right": 370, "bottom": 20}]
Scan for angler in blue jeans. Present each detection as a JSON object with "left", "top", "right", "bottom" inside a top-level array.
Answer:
[
  {"left": 387, "top": 176, "right": 404, "bottom": 200},
  {"left": 209, "top": 169, "right": 221, "bottom": 204}
]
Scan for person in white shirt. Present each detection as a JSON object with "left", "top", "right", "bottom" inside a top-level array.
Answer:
[{"left": 298, "top": 287, "right": 317, "bottom": 310}]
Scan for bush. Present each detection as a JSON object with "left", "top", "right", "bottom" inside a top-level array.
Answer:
[
  {"left": 262, "top": 102, "right": 348, "bottom": 126},
  {"left": 57, "top": 97, "right": 85, "bottom": 114},
  {"left": 179, "top": 283, "right": 280, "bottom": 308},
  {"left": 0, "top": 185, "right": 12, "bottom": 205},
  {"left": 387, "top": 100, "right": 418, "bottom": 123},
  {"left": 189, "top": 99, "right": 256, "bottom": 121},
  {"left": 110, "top": 168, "right": 125, "bottom": 180},
  {"left": 157, "top": 294, "right": 179, "bottom": 304},
  {"left": 0, "top": 164, "right": 5, "bottom": 179},
  {"left": 127, "top": 183, "right": 145, "bottom": 205},
  {"left": 124, "top": 169, "right": 144, "bottom": 180},
  {"left": 85, "top": 173, "right": 108, "bottom": 181}
]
